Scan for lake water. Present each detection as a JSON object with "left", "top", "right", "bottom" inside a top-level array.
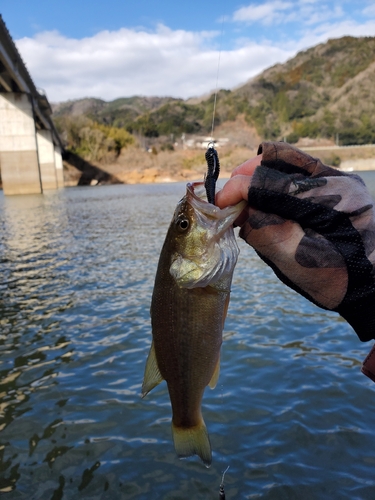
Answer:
[{"left": 1, "top": 173, "right": 375, "bottom": 499}]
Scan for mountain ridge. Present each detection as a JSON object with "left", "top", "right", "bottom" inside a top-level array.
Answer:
[{"left": 53, "top": 35, "right": 375, "bottom": 147}]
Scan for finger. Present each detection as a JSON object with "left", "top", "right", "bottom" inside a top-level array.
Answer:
[
  {"left": 230, "top": 154, "right": 262, "bottom": 178},
  {"left": 216, "top": 174, "right": 252, "bottom": 209}
]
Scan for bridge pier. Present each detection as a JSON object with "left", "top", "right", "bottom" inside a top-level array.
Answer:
[
  {"left": 54, "top": 145, "right": 64, "bottom": 188},
  {"left": 36, "top": 129, "right": 58, "bottom": 190},
  {"left": 0, "top": 92, "right": 42, "bottom": 194},
  {"left": 0, "top": 16, "right": 64, "bottom": 196},
  {"left": 0, "top": 92, "right": 64, "bottom": 195}
]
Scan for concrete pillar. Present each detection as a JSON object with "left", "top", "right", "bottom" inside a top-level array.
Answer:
[
  {"left": 0, "top": 92, "right": 42, "bottom": 195},
  {"left": 54, "top": 145, "right": 64, "bottom": 187},
  {"left": 36, "top": 129, "right": 57, "bottom": 190}
]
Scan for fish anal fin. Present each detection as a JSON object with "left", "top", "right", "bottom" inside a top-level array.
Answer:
[
  {"left": 141, "top": 341, "right": 163, "bottom": 398},
  {"left": 172, "top": 418, "right": 212, "bottom": 467},
  {"left": 222, "top": 294, "right": 230, "bottom": 328},
  {"left": 208, "top": 294, "right": 228, "bottom": 391},
  {"left": 208, "top": 357, "right": 220, "bottom": 389}
]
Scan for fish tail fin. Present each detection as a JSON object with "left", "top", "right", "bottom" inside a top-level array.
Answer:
[{"left": 172, "top": 418, "right": 212, "bottom": 467}]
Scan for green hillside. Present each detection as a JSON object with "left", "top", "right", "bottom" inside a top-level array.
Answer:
[
  {"left": 234, "top": 35, "right": 375, "bottom": 144},
  {"left": 53, "top": 35, "right": 375, "bottom": 149}
]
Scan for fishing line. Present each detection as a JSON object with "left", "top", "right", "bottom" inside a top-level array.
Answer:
[
  {"left": 205, "top": 14, "right": 232, "bottom": 500},
  {"left": 210, "top": 14, "right": 225, "bottom": 141},
  {"left": 205, "top": 13, "right": 225, "bottom": 205},
  {"left": 204, "top": 15, "right": 232, "bottom": 499}
]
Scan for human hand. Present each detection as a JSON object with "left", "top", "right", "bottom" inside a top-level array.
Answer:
[
  {"left": 216, "top": 155, "right": 261, "bottom": 207},
  {"left": 217, "top": 141, "right": 375, "bottom": 343}
]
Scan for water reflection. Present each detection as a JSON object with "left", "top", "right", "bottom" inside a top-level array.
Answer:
[{"left": 0, "top": 181, "right": 375, "bottom": 498}]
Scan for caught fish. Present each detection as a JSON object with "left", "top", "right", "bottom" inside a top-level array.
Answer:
[{"left": 142, "top": 181, "right": 245, "bottom": 467}]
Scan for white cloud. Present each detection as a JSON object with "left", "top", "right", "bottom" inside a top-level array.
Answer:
[
  {"left": 363, "top": 4, "right": 375, "bottom": 16},
  {"left": 232, "top": 0, "right": 346, "bottom": 26},
  {"left": 233, "top": 1, "right": 293, "bottom": 24},
  {"left": 13, "top": 2, "right": 375, "bottom": 104},
  {"left": 231, "top": 1, "right": 375, "bottom": 58},
  {"left": 15, "top": 25, "right": 293, "bottom": 102},
  {"left": 294, "top": 18, "right": 375, "bottom": 50}
]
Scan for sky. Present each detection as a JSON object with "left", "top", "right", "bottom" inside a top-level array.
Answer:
[{"left": 2, "top": 1, "right": 375, "bottom": 103}]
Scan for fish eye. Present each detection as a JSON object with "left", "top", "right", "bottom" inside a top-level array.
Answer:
[{"left": 176, "top": 217, "right": 189, "bottom": 232}]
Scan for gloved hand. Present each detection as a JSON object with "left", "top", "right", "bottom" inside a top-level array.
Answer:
[{"left": 217, "top": 141, "right": 375, "bottom": 344}]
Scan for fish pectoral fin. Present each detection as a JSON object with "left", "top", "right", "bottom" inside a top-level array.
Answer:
[
  {"left": 172, "top": 418, "right": 212, "bottom": 467},
  {"left": 141, "top": 342, "right": 164, "bottom": 398},
  {"left": 208, "top": 357, "right": 220, "bottom": 389}
]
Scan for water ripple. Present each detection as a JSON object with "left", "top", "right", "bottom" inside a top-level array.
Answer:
[{"left": 1, "top": 183, "right": 375, "bottom": 498}]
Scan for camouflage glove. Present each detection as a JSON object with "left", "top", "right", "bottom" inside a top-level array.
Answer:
[{"left": 239, "top": 141, "right": 375, "bottom": 344}]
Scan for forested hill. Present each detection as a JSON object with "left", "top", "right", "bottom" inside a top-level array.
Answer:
[{"left": 53, "top": 36, "right": 375, "bottom": 147}]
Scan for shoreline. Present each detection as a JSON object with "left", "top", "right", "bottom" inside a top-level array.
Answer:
[{"left": 62, "top": 143, "right": 375, "bottom": 187}]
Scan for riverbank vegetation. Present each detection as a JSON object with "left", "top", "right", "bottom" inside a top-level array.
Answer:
[{"left": 55, "top": 116, "right": 134, "bottom": 163}]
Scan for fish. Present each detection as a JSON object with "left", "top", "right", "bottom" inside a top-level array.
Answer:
[{"left": 142, "top": 181, "right": 246, "bottom": 467}]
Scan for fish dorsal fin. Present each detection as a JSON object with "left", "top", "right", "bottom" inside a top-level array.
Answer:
[
  {"left": 208, "top": 357, "right": 220, "bottom": 389},
  {"left": 141, "top": 342, "right": 164, "bottom": 398}
]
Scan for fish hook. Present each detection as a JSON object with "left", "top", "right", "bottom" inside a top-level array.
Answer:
[
  {"left": 205, "top": 143, "right": 220, "bottom": 205},
  {"left": 219, "top": 465, "right": 230, "bottom": 499}
]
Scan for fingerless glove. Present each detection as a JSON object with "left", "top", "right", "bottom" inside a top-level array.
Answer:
[{"left": 241, "top": 141, "right": 375, "bottom": 342}]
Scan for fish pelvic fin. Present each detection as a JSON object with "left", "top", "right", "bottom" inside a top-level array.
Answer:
[
  {"left": 172, "top": 419, "right": 212, "bottom": 467},
  {"left": 208, "top": 357, "right": 220, "bottom": 390},
  {"left": 141, "top": 341, "right": 164, "bottom": 398}
]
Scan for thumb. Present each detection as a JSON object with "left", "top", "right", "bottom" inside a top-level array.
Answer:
[{"left": 216, "top": 175, "right": 251, "bottom": 209}]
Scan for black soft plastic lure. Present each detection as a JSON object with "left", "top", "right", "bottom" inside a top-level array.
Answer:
[{"left": 205, "top": 145, "right": 220, "bottom": 205}]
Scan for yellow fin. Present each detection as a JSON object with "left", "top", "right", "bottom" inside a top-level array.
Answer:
[
  {"left": 141, "top": 342, "right": 163, "bottom": 398},
  {"left": 208, "top": 357, "right": 220, "bottom": 389},
  {"left": 172, "top": 419, "right": 211, "bottom": 467}
]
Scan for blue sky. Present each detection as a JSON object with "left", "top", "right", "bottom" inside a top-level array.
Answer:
[{"left": 2, "top": 1, "right": 375, "bottom": 102}]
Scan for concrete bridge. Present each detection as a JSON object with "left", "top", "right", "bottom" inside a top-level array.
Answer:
[{"left": 0, "top": 15, "right": 64, "bottom": 195}]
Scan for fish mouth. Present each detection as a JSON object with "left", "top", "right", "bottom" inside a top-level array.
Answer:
[
  {"left": 186, "top": 181, "right": 246, "bottom": 234},
  {"left": 186, "top": 181, "right": 212, "bottom": 207},
  {"left": 170, "top": 182, "right": 246, "bottom": 289}
]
